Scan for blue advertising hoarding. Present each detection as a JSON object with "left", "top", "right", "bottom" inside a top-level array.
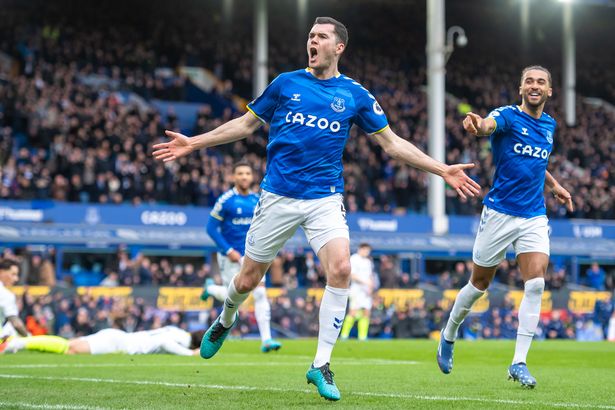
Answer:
[{"left": 1, "top": 200, "right": 615, "bottom": 258}]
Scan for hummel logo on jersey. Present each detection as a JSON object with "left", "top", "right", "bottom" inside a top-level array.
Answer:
[
  {"left": 285, "top": 111, "right": 341, "bottom": 132},
  {"left": 330, "top": 97, "right": 346, "bottom": 113},
  {"left": 291, "top": 93, "right": 301, "bottom": 102},
  {"left": 333, "top": 317, "right": 343, "bottom": 329},
  {"left": 521, "top": 127, "right": 529, "bottom": 136}
]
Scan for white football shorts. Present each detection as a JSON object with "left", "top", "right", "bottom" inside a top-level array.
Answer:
[
  {"left": 349, "top": 290, "right": 372, "bottom": 311},
  {"left": 472, "top": 206, "right": 550, "bottom": 267},
  {"left": 245, "top": 190, "right": 349, "bottom": 263},
  {"left": 217, "top": 253, "right": 264, "bottom": 285}
]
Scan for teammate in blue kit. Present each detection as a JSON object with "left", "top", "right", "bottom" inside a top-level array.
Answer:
[
  {"left": 201, "top": 162, "right": 281, "bottom": 353},
  {"left": 153, "top": 17, "right": 480, "bottom": 401},
  {"left": 437, "top": 66, "right": 574, "bottom": 388}
]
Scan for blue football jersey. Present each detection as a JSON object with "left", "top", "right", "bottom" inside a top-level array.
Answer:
[
  {"left": 209, "top": 188, "right": 259, "bottom": 255},
  {"left": 484, "top": 105, "right": 556, "bottom": 218},
  {"left": 247, "top": 68, "right": 389, "bottom": 199}
]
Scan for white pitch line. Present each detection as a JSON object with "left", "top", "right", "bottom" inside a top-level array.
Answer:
[
  {"left": 0, "top": 374, "right": 613, "bottom": 410},
  {"left": 0, "top": 360, "right": 419, "bottom": 369},
  {"left": 0, "top": 401, "right": 109, "bottom": 410}
]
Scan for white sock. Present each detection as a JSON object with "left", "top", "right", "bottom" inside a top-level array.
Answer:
[
  {"left": 313, "top": 286, "right": 349, "bottom": 368},
  {"left": 207, "top": 284, "right": 228, "bottom": 301},
  {"left": 220, "top": 277, "right": 250, "bottom": 327},
  {"left": 513, "top": 277, "right": 544, "bottom": 364},
  {"left": 443, "top": 282, "right": 485, "bottom": 342},
  {"left": 253, "top": 286, "right": 272, "bottom": 342},
  {"left": 6, "top": 338, "right": 25, "bottom": 353}
]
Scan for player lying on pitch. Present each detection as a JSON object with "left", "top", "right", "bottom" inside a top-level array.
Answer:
[{"left": 1, "top": 325, "right": 205, "bottom": 356}]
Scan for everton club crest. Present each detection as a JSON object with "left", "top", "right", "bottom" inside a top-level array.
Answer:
[{"left": 330, "top": 97, "right": 346, "bottom": 113}]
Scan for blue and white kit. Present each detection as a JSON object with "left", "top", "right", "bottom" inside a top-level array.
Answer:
[
  {"left": 245, "top": 68, "right": 389, "bottom": 262},
  {"left": 473, "top": 105, "right": 555, "bottom": 267}
]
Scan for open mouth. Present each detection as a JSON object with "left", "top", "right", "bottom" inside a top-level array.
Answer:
[
  {"left": 529, "top": 92, "right": 541, "bottom": 98},
  {"left": 309, "top": 47, "right": 318, "bottom": 60}
]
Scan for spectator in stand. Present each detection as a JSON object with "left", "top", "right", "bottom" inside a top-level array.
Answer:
[
  {"left": 586, "top": 262, "right": 606, "bottom": 290},
  {"left": 544, "top": 310, "right": 568, "bottom": 339}
]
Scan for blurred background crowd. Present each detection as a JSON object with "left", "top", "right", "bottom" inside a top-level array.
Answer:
[
  {"left": 3, "top": 246, "right": 614, "bottom": 291},
  {"left": 1, "top": 0, "right": 613, "bottom": 218},
  {"left": 1, "top": 0, "right": 614, "bottom": 342},
  {"left": 14, "top": 288, "right": 615, "bottom": 341}
]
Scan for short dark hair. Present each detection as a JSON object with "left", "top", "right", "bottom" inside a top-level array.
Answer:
[
  {"left": 313, "top": 17, "right": 348, "bottom": 46},
  {"left": 233, "top": 161, "right": 252, "bottom": 173},
  {"left": 521, "top": 65, "right": 552, "bottom": 86},
  {"left": 190, "top": 329, "right": 206, "bottom": 349},
  {"left": 0, "top": 259, "right": 19, "bottom": 271},
  {"left": 358, "top": 243, "right": 371, "bottom": 250}
]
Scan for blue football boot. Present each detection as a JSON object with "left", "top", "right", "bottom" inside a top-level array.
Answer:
[
  {"left": 306, "top": 363, "right": 341, "bottom": 401},
  {"left": 200, "top": 315, "right": 237, "bottom": 359},
  {"left": 437, "top": 330, "right": 454, "bottom": 374},
  {"left": 200, "top": 278, "right": 215, "bottom": 301},
  {"left": 261, "top": 338, "right": 282, "bottom": 353},
  {"left": 508, "top": 363, "right": 537, "bottom": 388}
]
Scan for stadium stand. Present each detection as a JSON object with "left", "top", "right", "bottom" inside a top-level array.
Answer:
[
  {"left": 1, "top": 0, "right": 613, "bottom": 218},
  {"left": 1, "top": 0, "right": 614, "bottom": 341}
]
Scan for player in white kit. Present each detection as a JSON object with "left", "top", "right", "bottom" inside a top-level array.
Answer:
[
  {"left": 437, "top": 66, "right": 574, "bottom": 388},
  {"left": 3, "top": 326, "right": 205, "bottom": 356},
  {"left": 0, "top": 259, "right": 30, "bottom": 343},
  {"left": 340, "top": 243, "right": 377, "bottom": 341}
]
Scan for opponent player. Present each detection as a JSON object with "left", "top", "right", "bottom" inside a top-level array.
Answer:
[
  {"left": 437, "top": 66, "right": 574, "bottom": 388},
  {"left": 340, "top": 243, "right": 377, "bottom": 341},
  {"left": 0, "top": 259, "right": 29, "bottom": 343},
  {"left": 201, "top": 161, "right": 281, "bottom": 353},
  {"left": 153, "top": 17, "right": 480, "bottom": 401},
  {"left": 2, "top": 326, "right": 204, "bottom": 356}
]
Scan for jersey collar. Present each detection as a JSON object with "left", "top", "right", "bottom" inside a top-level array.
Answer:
[{"left": 305, "top": 67, "right": 341, "bottom": 79}]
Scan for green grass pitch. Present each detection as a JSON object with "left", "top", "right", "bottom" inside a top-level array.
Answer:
[{"left": 1, "top": 339, "right": 614, "bottom": 409}]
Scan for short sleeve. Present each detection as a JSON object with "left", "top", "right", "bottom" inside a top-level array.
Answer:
[
  {"left": 210, "top": 197, "right": 226, "bottom": 221},
  {"left": 0, "top": 291, "right": 18, "bottom": 318},
  {"left": 246, "top": 74, "right": 285, "bottom": 123},
  {"left": 354, "top": 91, "right": 389, "bottom": 134},
  {"left": 487, "top": 106, "right": 515, "bottom": 135}
]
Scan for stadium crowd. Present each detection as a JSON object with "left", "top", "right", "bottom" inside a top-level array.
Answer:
[
  {"left": 0, "top": 1, "right": 613, "bottom": 219},
  {"left": 12, "top": 285, "right": 615, "bottom": 342},
  {"left": 3, "top": 246, "right": 614, "bottom": 291},
  {"left": 1, "top": 243, "right": 615, "bottom": 291}
]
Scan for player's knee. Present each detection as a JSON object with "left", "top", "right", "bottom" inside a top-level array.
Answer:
[
  {"left": 469, "top": 277, "right": 490, "bottom": 291},
  {"left": 524, "top": 277, "right": 545, "bottom": 297},
  {"left": 328, "top": 258, "right": 351, "bottom": 281},
  {"left": 235, "top": 273, "right": 260, "bottom": 293}
]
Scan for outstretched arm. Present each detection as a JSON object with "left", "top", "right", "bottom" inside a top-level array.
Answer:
[
  {"left": 7, "top": 316, "right": 29, "bottom": 337},
  {"left": 152, "top": 112, "right": 262, "bottom": 162},
  {"left": 372, "top": 127, "right": 481, "bottom": 200},
  {"left": 545, "top": 171, "right": 574, "bottom": 212},
  {"left": 463, "top": 112, "right": 496, "bottom": 136},
  {"left": 159, "top": 340, "right": 199, "bottom": 356}
]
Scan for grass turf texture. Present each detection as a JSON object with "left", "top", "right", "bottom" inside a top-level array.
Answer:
[{"left": 1, "top": 339, "right": 614, "bottom": 409}]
